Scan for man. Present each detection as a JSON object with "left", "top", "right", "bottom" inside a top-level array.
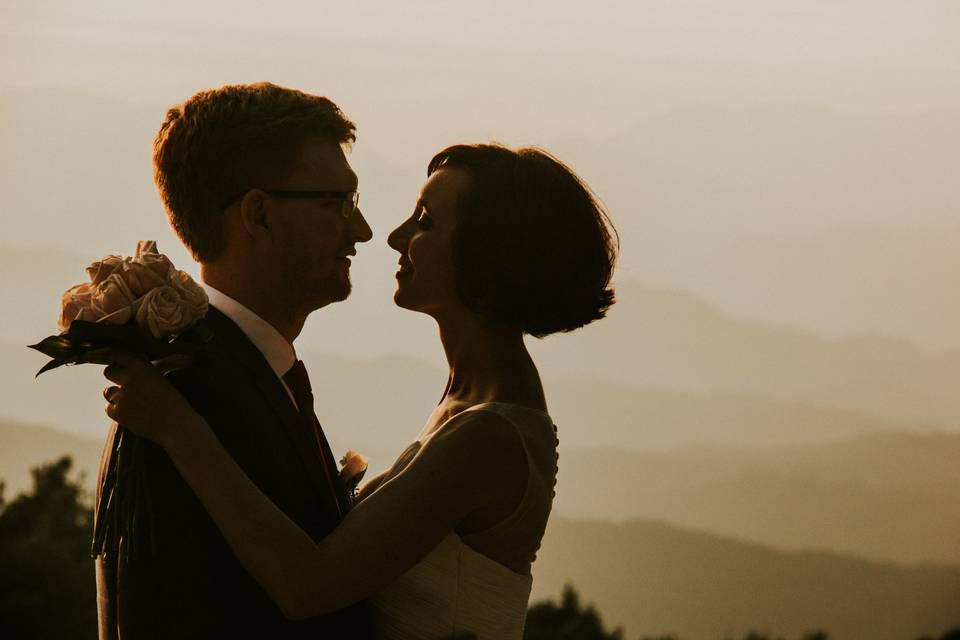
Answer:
[{"left": 95, "top": 82, "right": 374, "bottom": 638}]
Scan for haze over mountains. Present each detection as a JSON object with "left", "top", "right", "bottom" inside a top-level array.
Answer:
[
  {"left": 5, "top": 243, "right": 959, "bottom": 438},
  {"left": 7, "top": 418, "right": 958, "bottom": 568},
  {"left": 7, "top": 278, "right": 959, "bottom": 452},
  {"left": 3, "top": 87, "right": 960, "bottom": 351},
  {"left": 553, "top": 431, "right": 960, "bottom": 566}
]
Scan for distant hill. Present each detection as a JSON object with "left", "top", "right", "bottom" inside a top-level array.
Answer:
[
  {"left": 7, "top": 239, "right": 959, "bottom": 431},
  {"left": 532, "top": 517, "right": 960, "bottom": 640},
  {"left": 5, "top": 338, "right": 930, "bottom": 459},
  {"left": 552, "top": 430, "right": 960, "bottom": 566},
  {"left": 0, "top": 421, "right": 103, "bottom": 498},
  {"left": 4, "top": 419, "right": 958, "bottom": 569},
  {"left": 529, "top": 280, "right": 960, "bottom": 429},
  {"left": 641, "top": 225, "right": 960, "bottom": 354},
  {"left": 558, "top": 107, "right": 960, "bottom": 349}
]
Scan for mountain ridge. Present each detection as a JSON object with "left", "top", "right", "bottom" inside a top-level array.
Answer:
[{"left": 533, "top": 516, "right": 960, "bottom": 640}]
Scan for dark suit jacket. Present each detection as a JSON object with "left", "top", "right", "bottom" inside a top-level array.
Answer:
[{"left": 95, "top": 306, "right": 373, "bottom": 639}]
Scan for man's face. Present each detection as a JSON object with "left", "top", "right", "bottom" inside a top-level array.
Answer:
[{"left": 267, "top": 137, "right": 372, "bottom": 311}]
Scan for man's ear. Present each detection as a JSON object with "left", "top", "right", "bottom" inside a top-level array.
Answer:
[{"left": 238, "top": 190, "right": 272, "bottom": 239}]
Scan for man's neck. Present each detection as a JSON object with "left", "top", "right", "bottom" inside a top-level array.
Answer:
[{"left": 201, "top": 267, "right": 306, "bottom": 344}]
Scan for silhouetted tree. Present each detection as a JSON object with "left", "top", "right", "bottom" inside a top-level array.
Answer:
[
  {"left": 0, "top": 456, "right": 96, "bottom": 639},
  {"left": 524, "top": 584, "right": 623, "bottom": 639}
]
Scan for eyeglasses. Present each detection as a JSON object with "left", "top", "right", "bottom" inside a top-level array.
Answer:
[{"left": 221, "top": 189, "right": 360, "bottom": 218}]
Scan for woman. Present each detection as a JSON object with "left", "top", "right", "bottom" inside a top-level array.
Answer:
[{"left": 103, "top": 143, "right": 617, "bottom": 639}]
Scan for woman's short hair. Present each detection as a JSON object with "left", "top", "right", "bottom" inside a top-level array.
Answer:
[
  {"left": 428, "top": 144, "right": 618, "bottom": 337},
  {"left": 153, "top": 82, "right": 356, "bottom": 262}
]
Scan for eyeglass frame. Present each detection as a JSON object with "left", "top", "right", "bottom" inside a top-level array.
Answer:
[{"left": 220, "top": 189, "right": 359, "bottom": 218}]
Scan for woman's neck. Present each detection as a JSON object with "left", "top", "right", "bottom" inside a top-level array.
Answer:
[{"left": 435, "top": 315, "right": 545, "bottom": 410}]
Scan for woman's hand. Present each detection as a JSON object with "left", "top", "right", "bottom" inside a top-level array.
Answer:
[{"left": 103, "top": 351, "right": 207, "bottom": 452}]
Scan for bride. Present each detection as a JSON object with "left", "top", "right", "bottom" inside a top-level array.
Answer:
[{"left": 102, "top": 142, "right": 617, "bottom": 639}]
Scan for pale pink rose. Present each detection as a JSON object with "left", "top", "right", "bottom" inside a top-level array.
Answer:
[
  {"left": 168, "top": 269, "right": 209, "bottom": 317},
  {"left": 58, "top": 283, "right": 94, "bottom": 332},
  {"left": 135, "top": 240, "right": 159, "bottom": 257},
  {"left": 75, "top": 307, "right": 102, "bottom": 323},
  {"left": 135, "top": 251, "right": 175, "bottom": 281},
  {"left": 339, "top": 450, "right": 368, "bottom": 480},
  {"left": 86, "top": 255, "right": 126, "bottom": 286},
  {"left": 134, "top": 286, "right": 196, "bottom": 338},
  {"left": 91, "top": 273, "right": 136, "bottom": 325},
  {"left": 121, "top": 260, "right": 168, "bottom": 297}
]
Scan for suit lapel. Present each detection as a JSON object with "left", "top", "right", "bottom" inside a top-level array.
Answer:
[
  {"left": 313, "top": 417, "right": 350, "bottom": 516},
  {"left": 203, "top": 306, "right": 342, "bottom": 521}
]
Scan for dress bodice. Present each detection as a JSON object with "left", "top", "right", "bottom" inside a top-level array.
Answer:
[{"left": 371, "top": 402, "right": 558, "bottom": 640}]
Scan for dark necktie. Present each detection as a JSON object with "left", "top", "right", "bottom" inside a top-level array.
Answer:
[{"left": 282, "top": 360, "right": 342, "bottom": 516}]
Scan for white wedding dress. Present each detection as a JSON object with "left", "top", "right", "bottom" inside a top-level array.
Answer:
[{"left": 371, "top": 402, "right": 558, "bottom": 640}]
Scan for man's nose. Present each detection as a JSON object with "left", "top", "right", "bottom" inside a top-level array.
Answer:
[{"left": 351, "top": 207, "right": 373, "bottom": 243}]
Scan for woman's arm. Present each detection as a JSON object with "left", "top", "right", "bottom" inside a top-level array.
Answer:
[
  {"left": 103, "top": 354, "right": 524, "bottom": 619},
  {"left": 355, "top": 470, "right": 388, "bottom": 503}
]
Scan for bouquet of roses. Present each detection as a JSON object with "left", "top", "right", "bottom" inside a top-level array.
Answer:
[{"left": 29, "top": 240, "right": 213, "bottom": 560}]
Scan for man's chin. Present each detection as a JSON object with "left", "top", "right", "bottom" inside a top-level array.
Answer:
[{"left": 311, "top": 278, "right": 352, "bottom": 308}]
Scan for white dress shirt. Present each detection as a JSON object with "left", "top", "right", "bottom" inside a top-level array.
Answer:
[{"left": 202, "top": 283, "right": 298, "bottom": 404}]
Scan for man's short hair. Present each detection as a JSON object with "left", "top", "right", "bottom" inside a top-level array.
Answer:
[{"left": 153, "top": 82, "right": 356, "bottom": 262}]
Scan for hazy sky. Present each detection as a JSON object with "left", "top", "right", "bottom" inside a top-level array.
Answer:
[
  {"left": 5, "top": 0, "right": 959, "bottom": 162},
  {"left": 3, "top": 0, "right": 958, "bottom": 348}
]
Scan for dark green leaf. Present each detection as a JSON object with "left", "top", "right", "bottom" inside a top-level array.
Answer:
[
  {"left": 35, "top": 356, "right": 74, "bottom": 377},
  {"left": 27, "top": 335, "right": 75, "bottom": 358}
]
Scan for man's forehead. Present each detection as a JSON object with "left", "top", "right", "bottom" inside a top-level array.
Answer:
[{"left": 296, "top": 139, "right": 357, "bottom": 187}]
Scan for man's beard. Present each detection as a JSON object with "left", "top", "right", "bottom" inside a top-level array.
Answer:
[
  {"left": 282, "top": 261, "right": 352, "bottom": 311},
  {"left": 310, "top": 272, "right": 352, "bottom": 306}
]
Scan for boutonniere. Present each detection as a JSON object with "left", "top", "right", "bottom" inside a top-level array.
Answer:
[{"left": 339, "top": 449, "right": 369, "bottom": 505}]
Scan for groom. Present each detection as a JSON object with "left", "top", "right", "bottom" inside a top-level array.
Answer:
[{"left": 95, "top": 83, "right": 375, "bottom": 638}]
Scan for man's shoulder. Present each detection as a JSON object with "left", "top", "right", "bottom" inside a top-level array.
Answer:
[
  {"left": 165, "top": 315, "right": 254, "bottom": 398},
  {"left": 170, "top": 307, "right": 254, "bottom": 374}
]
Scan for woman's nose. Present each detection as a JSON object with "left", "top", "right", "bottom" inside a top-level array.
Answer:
[{"left": 387, "top": 222, "right": 408, "bottom": 252}]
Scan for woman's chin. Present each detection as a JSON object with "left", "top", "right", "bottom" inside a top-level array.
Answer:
[
  {"left": 393, "top": 290, "right": 434, "bottom": 317},
  {"left": 392, "top": 289, "right": 413, "bottom": 310}
]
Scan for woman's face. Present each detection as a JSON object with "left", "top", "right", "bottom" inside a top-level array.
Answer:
[{"left": 387, "top": 168, "right": 468, "bottom": 317}]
